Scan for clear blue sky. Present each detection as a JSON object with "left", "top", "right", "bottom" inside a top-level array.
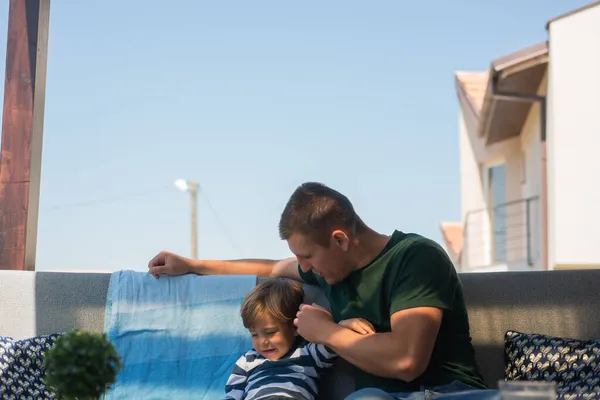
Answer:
[{"left": 0, "top": 1, "right": 590, "bottom": 271}]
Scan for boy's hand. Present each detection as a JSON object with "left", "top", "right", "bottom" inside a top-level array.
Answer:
[{"left": 338, "top": 318, "right": 375, "bottom": 335}]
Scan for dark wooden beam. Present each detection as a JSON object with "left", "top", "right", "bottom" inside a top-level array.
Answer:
[{"left": 0, "top": 0, "right": 50, "bottom": 270}]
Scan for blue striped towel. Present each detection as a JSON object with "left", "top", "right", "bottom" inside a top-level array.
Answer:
[{"left": 102, "top": 270, "right": 255, "bottom": 400}]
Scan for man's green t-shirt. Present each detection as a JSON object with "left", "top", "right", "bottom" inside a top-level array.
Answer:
[{"left": 298, "top": 230, "right": 486, "bottom": 393}]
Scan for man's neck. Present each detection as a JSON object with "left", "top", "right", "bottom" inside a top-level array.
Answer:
[{"left": 351, "top": 228, "right": 391, "bottom": 270}]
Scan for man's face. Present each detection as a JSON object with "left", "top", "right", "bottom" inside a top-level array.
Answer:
[{"left": 287, "top": 231, "right": 351, "bottom": 284}]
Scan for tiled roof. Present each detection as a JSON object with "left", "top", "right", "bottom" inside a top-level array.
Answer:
[
  {"left": 455, "top": 71, "right": 489, "bottom": 113},
  {"left": 440, "top": 222, "right": 464, "bottom": 257}
]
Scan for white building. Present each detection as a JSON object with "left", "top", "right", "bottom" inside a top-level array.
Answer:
[{"left": 442, "top": 2, "right": 600, "bottom": 273}]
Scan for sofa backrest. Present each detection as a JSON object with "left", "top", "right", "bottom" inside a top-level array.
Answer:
[
  {"left": 461, "top": 269, "right": 600, "bottom": 388},
  {"left": 0, "top": 271, "right": 110, "bottom": 339},
  {"left": 2, "top": 269, "right": 600, "bottom": 394}
]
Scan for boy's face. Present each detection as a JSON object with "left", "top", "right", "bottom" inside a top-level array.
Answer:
[{"left": 249, "top": 314, "right": 297, "bottom": 361}]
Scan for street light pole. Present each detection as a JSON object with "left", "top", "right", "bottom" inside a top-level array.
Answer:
[
  {"left": 174, "top": 178, "right": 198, "bottom": 259},
  {"left": 189, "top": 180, "right": 198, "bottom": 260}
]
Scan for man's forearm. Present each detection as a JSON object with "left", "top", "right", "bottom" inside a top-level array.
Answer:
[
  {"left": 190, "top": 257, "right": 300, "bottom": 280},
  {"left": 190, "top": 259, "right": 278, "bottom": 277},
  {"left": 323, "top": 323, "right": 417, "bottom": 382}
]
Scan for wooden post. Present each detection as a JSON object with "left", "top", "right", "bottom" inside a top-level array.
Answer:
[
  {"left": 0, "top": 0, "right": 50, "bottom": 270},
  {"left": 190, "top": 181, "right": 198, "bottom": 259}
]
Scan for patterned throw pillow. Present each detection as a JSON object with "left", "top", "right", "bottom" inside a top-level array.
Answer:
[
  {"left": 0, "top": 333, "right": 63, "bottom": 400},
  {"left": 505, "top": 330, "right": 600, "bottom": 399}
]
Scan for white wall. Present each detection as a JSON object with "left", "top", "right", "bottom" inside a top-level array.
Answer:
[
  {"left": 459, "top": 75, "right": 548, "bottom": 271},
  {"left": 521, "top": 105, "right": 542, "bottom": 202},
  {"left": 459, "top": 104, "right": 526, "bottom": 269},
  {"left": 479, "top": 139, "right": 525, "bottom": 266},
  {"left": 547, "top": 4, "right": 600, "bottom": 268},
  {"left": 498, "top": 141, "right": 524, "bottom": 264},
  {"left": 459, "top": 110, "right": 490, "bottom": 268},
  {"left": 459, "top": 110, "right": 486, "bottom": 223},
  {"left": 518, "top": 77, "right": 545, "bottom": 268}
]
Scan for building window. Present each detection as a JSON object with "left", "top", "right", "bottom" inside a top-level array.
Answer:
[{"left": 488, "top": 164, "right": 507, "bottom": 263}]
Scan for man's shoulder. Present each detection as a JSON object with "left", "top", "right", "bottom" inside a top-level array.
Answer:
[
  {"left": 385, "top": 231, "right": 446, "bottom": 260},
  {"left": 383, "top": 231, "right": 455, "bottom": 276},
  {"left": 393, "top": 231, "right": 440, "bottom": 247}
]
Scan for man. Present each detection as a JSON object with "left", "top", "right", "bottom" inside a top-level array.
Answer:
[{"left": 148, "top": 182, "right": 490, "bottom": 399}]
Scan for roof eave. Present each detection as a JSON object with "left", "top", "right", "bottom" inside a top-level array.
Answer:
[
  {"left": 491, "top": 42, "right": 548, "bottom": 73},
  {"left": 477, "top": 43, "right": 549, "bottom": 139}
]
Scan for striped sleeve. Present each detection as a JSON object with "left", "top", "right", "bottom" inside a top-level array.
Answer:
[
  {"left": 305, "top": 342, "right": 337, "bottom": 372},
  {"left": 223, "top": 354, "right": 250, "bottom": 400}
]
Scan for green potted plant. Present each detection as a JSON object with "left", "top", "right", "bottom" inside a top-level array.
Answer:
[{"left": 43, "top": 329, "right": 122, "bottom": 400}]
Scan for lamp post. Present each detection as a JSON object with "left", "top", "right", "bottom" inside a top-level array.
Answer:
[{"left": 174, "top": 178, "right": 198, "bottom": 259}]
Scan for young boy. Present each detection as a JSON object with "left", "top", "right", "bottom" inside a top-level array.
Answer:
[{"left": 224, "top": 278, "right": 373, "bottom": 400}]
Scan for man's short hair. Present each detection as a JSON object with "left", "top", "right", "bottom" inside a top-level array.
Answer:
[
  {"left": 279, "top": 182, "right": 365, "bottom": 246},
  {"left": 240, "top": 278, "right": 304, "bottom": 329}
]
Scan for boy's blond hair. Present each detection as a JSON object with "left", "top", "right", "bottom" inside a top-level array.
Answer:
[{"left": 240, "top": 278, "right": 304, "bottom": 329}]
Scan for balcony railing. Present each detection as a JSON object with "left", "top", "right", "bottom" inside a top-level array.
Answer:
[{"left": 461, "top": 196, "right": 541, "bottom": 270}]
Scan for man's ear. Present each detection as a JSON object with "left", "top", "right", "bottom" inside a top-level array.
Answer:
[{"left": 331, "top": 230, "right": 350, "bottom": 251}]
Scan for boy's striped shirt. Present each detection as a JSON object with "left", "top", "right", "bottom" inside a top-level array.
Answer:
[{"left": 223, "top": 338, "right": 337, "bottom": 400}]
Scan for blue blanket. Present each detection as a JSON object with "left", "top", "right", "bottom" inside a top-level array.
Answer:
[{"left": 102, "top": 270, "right": 255, "bottom": 400}]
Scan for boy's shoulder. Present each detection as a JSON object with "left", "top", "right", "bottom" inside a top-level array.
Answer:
[
  {"left": 235, "top": 349, "right": 266, "bottom": 369},
  {"left": 288, "top": 338, "right": 337, "bottom": 363},
  {"left": 242, "top": 349, "right": 262, "bottom": 359}
]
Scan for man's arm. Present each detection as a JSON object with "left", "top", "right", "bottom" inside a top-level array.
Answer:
[
  {"left": 322, "top": 306, "right": 442, "bottom": 382},
  {"left": 295, "top": 241, "right": 455, "bottom": 382},
  {"left": 148, "top": 251, "right": 302, "bottom": 281}
]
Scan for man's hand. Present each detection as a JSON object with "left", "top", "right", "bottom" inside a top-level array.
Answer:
[
  {"left": 294, "top": 303, "right": 337, "bottom": 344},
  {"left": 339, "top": 318, "right": 375, "bottom": 335},
  {"left": 148, "top": 251, "right": 194, "bottom": 279}
]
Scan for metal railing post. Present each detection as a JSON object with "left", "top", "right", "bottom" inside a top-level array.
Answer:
[
  {"left": 526, "top": 198, "right": 532, "bottom": 266},
  {"left": 462, "top": 196, "right": 540, "bottom": 270}
]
